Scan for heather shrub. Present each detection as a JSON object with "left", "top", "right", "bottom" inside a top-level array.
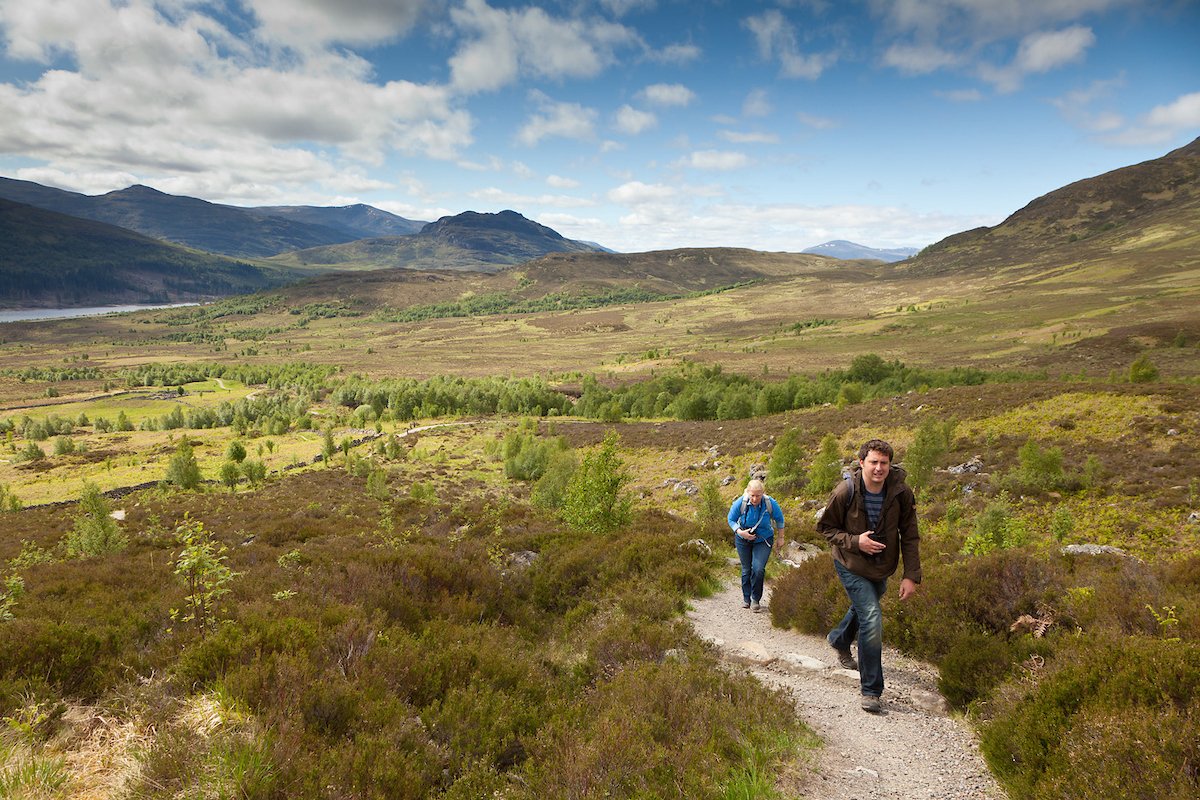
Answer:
[
  {"left": 981, "top": 635, "right": 1200, "bottom": 799},
  {"left": 517, "top": 658, "right": 802, "bottom": 800},
  {"left": 767, "top": 556, "right": 844, "bottom": 634}
]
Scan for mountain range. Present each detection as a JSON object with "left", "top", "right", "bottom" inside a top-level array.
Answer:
[
  {"left": 1, "top": 135, "right": 1197, "bottom": 309},
  {"left": 0, "top": 177, "right": 424, "bottom": 258},
  {"left": 801, "top": 240, "right": 920, "bottom": 262}
]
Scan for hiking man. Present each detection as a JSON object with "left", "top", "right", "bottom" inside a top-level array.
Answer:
[
  {"left": 728, "top": 478, "right": 785, "bottom": 613},
  {"left": 817, "top": 439, "right": 921, "bottom": 713}
]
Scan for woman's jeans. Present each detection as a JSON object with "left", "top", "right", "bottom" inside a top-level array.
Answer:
[
  {"left": 828, "top": 560, "right": 888, "bottom": 697},
  {"left": 734, "top": 535, "right": 771, "bottom": 603}
]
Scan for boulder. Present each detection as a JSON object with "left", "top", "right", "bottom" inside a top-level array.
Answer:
[{"left": 1061, "top": 544, "right": 1128, "bottom": 557}]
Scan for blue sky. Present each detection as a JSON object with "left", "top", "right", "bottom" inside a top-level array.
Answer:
[{"left": 0, "top": 1, "right": 1197, "bottom": 253}]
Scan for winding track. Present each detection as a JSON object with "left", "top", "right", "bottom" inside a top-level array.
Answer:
[{"left": 687, "top": 579, "right": 1006, "bottom": 799}]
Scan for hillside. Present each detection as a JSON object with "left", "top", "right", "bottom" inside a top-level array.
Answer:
[
  {"left": 903, "top": 135, "right": 1200, "bottom": 276},
  {"left": 0, "top": 199, "right": 299, "bottom": 307},
  {"left": 245, "top": 203, "right": 425, "bottom": 238},
  {"left": 0, "top": 177, "right": 422, "bottom": 258},
  {"left": 269, "top": 209, "right": 602, "bottom": 272}
]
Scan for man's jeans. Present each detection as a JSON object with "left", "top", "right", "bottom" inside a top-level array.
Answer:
[
  {"left": 828, "top": 560, "right": 888, "bottom": 697},
  {"left": 734, "top": 535, "right": 771, "bottom": 603}
]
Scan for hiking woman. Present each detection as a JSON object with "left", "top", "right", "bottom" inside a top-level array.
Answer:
[{"left": 727, "top": 478, "right": 785, "bottom": 612}]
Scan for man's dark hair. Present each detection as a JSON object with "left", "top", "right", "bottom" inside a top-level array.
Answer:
[{"left": 858, "top": 439, "right": 894, "bottom": 461}]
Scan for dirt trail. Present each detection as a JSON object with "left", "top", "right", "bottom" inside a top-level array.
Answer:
[{"left": 687, "top": 580, "right": 1006, "bottom": 799}]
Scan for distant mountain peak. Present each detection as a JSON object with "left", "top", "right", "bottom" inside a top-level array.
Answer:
[{"left": 802, "top": 240, "right": 920, "bottom": 263}]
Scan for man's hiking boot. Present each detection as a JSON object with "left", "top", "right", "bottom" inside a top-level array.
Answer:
[
  {"left": 835, "top": 646, "right": 858, "bottom": 671},
  {"left": 752, "top": 601, "right": 763, "bottom": 613},
  {"left": 742, "top": 600, "right": 751, "bottom": 609},
  {"left": 861, "top": 695, "right": 882, "bottom": 713}
]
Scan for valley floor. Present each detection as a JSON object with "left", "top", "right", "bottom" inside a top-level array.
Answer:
[{"left": 688, "top": 578, "right": 1004, "bottom": 800}]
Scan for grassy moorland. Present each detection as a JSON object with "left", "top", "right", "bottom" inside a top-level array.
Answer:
[{"left": 1, "top": 141, "right": 1199, "bottom": 796}]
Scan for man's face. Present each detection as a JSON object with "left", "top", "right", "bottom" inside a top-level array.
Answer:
[
  {"left": 747, "top": 487, "right": 764, "bottom": 505},
  {"left": 859, "top": 450, "right": 891, "bottom": 488}
]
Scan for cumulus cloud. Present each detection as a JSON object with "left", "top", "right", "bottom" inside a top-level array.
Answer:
[
  {"left": 614, "top": 104, "right": 657, "bottom": 134},
  {"left": 516, "top": 92, "right": 597, "bottom": 145},
  {"left": 448, "top": 0, "right": 638, "bottom": 93},
  {"left": 876, "top": 0, "right": 1118, "bottom": 86},
  {"left": 648, "top": 42, "right": 702, "bottom": 64},
  {"left": 638, "top": 83, "right": 695, "bottom": 107},
  {"left": 1106, "top": 91, "right": 1200, "bottom": 146},
  {"left": 981, "top": 26, "right": 1096, "bottom": 92},
  {"left": 675, "top": 150, "right": 751, "bottom": 170},
  {"left": 607, "top": 180, "right": 677, "bottom": 204},
  {"left": 547, "top": 174, "right": 581, "bottom": 189},
  {"left": 743, "top": 9, "right": 836, "bottom": 79},
  {"left": 246, "top": 0, "right": 431, "bottom": 49},
  {"left": 0, "top": 0, "right": 472, "bottom": 202}
]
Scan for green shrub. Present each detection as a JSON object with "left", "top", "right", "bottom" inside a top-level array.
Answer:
[
  {"left": 63, "top": 483, "right": 127, "bottom": 558},
  {"left": 963, "top": 493, "right": 1029, "bottom": 554},
  {"left": 164, "top": 439, "right": 202, "bottom": 490},
  {"left": 694, "top": 476, "right": 728, "bottom": 536},
  {"left": 767, "top": 427, "right": 806, "bottom": 491},
  {"left": 903, "top": 417, "right": 956, "bottom": 491},
  {"left": 0, "top": 483, "right": 21, "bottom": 512},
  {"left": 1128, "top": 354, "right": 1159, "bottom": 383},
  {"left": 561, "top": 433, "right": 631, "bottom": 533},
  {"left": 531, "top": 448, "right": 577, "bottom": 509},
  {"left": 806, "top": 434, "right": 843, "bottom": 496}
]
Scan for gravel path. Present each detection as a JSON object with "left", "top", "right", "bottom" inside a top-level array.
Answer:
[{"left": 686, "top": 578, "right": 1006, "bottom": 800}]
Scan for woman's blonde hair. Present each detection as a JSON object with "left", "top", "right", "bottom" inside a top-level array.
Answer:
[{"left": 742, "top": 478, "right": 765, "bottom": 503}]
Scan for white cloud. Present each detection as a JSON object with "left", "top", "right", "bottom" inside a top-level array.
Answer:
[
  {"left": 1109, "top": 91, "right": 1200, "bottom": 146},
  {"left": 743, "top": 89, "right": 772, "bottom": 117},
  {"left": 882, "top": 43, "right": 961, "bottom": 75},
  {"left": 638, "top": 83, "right": 695, "bottom": 107},
  {"left": 614, "top": 104, "right": 657, "bottom": 134},
  {"left": 981, "top": 25, "right": 1096, "bottom": 92},
  {"left": 607, "top": 180, "right": 677, "bottom": 204},
  {"left": 675, "top": 150, "right": 751, "bottom": 170},
  {"left": 1144, "top": 92, "right": 1200, "bottom": 128},
  {"left": 0, "top": 0, "right": 472, "bottom": 203},
  {"left": 718, "top": 130, "right": 781, "bottom": 144},
  {"left": 547, "top": 174, "right": 581, "bottom": 189},
  {"left": 511, "top": 160, "right": 536, "bottom": 179},
  {"left": 469, "top": 186, "right": 594, "bottom": 208},
  {"left": 649, "top": 42, "right": 702, "bottom": 64},
  {"left": 247, "top": 0, "right": 431, "bottom": 49},
  {"left": 796, "top": 112, "right": 838, "bottom": 129},
  {"left": 743, "top": 9, "right": 836, "bottom": 79},
  {"left": 516, "top": 92, "right": 597, "bottom": 145},
  {"left": 1050, "top": 74, "right": 1126, "bottom": 131},
  {"left": 448, "top": 0, "right": 638, "bottom": 93},
  {"left": 598, "top": 0, "right": 656, "bottom": 16}
]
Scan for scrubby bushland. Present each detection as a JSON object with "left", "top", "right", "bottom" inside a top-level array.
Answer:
[
  {"left": 982, "top": 635, "right": 1200, "bottom": 800},
  {"left": 0, "top": 468, "right": 808, "bottom": 798},
  {"left": 771, "top": 527, "right": 1200, "bottom": 796}
]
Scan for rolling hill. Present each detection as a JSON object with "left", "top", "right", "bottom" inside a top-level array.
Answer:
[
  {"left": 268, "top": 209, "right": 603, "bottom": 272},
  {"left": 0, "top": 198, "right": 301, "bottom": 307},
  {"left": 902, "top": 135, "right": 1200, "bottom": 277},
  {"left": 0, "top": 177, "right": 423, "bottom": 258}
]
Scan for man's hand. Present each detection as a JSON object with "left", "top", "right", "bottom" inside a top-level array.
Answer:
[
  {"left": 899, "top": 578, "right": 917, "bottom": 601},
  {"left": 857, "top": 531, "right": 885, "bottom": 555}
]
